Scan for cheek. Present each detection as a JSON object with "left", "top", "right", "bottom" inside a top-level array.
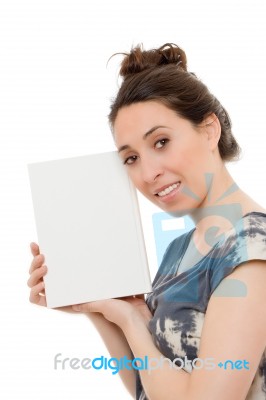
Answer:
[
  {"left": 171, "top": 145, "right": 211, "bottom": 196},
  {"left": 177, "top": 142, "right": 210, "bottom": 173},
  {"left": 165, "top": 146, "right": 196, "bottom": 174}
]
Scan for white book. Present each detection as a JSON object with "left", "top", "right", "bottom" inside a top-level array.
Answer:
[{"left": 28, "top": 151, "right": 152, "bottom": 308}]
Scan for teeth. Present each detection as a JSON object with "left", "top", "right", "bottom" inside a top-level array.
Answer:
[{"left": 157, "top": 182, "right": 180, "bottom": 197}]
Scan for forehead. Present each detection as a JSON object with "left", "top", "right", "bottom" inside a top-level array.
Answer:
[
  {"left": 113, "top": 100, "right": 200, "bottom": 148},
  {"left": 113, "top": 101, "right": 178, "bottom": 139}
]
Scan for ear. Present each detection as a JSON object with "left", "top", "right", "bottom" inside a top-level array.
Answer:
[{"left": 202, "top": 113, "right": 221, "bottom": 152}]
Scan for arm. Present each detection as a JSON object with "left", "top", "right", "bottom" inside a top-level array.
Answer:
[
  {"left": 75, "top": 260, "right": 266, "bottom": 399},
  {"left": 123, "top": 260, "right": 266, "bottom": 400}
]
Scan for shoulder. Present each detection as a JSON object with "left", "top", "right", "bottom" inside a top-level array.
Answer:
[
  {"left": 207, "top": 259, "right": 266, "bottom": 353},
  {"left": 213, "top": 258, "right": 266, "bottom": 306},
  {"left": 242, "top": 210, "right": 266, "bottom": 230},
  {"left": 208, "top": 212, "right": 266, "bottom": 331},
  {"left": 208, "top": 211, "right": 266, "bottom": 294},
  {"left": 227, "top": 211, "right": 266, "bottom": 243}
]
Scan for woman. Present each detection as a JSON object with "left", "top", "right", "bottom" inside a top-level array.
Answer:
[{"left": 28, "top": 43, "right": 266, "bottom": 399}]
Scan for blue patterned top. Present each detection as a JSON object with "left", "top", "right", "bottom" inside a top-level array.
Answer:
[{"left": 136, "top": 212, "right": 266, "bottom": 399}]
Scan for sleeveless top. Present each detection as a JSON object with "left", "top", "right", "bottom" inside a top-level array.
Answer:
[{"left": 136, "top": 212, "right": 266, "bottom": 399}]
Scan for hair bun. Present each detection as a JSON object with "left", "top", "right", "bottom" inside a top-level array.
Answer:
[{"left": 118, "top": 43, "right": 187, "bottom": 78}]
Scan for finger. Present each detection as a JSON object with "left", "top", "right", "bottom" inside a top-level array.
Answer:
[
  {"left": 135, "top": 294, "right": 145, "bottom": 300},
  {"left": 27, "top": 265, "right": 47, "bottom": 288},
  {"left": 30, "top": 242, "right": 40, "bottom": 257},
  {"left": 72, "top": 300, "right": 106, "bottom": 313},
  {"left": 29, "top": 281, "right": 47, "bottom": 307},
  {"left": 72, "top": 303, "right": 91, "bottom": 312},
  {"left": 29, "top": 254, "right": 45, "bottom": 274},
  {"left": 116, "top": 295, "right": 132, "bottom": 300}
]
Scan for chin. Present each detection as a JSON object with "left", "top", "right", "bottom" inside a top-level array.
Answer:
[
  {"left": 165, "top": 208, "right": 189, "bottom": 218},
  {"left": 156, "top": 198, "right": 202, "bottom": 218},
  {"left": 151, "top": 200, "right": 186, "bottom": 217}
]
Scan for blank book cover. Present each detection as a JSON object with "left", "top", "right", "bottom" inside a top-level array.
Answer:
[{"left": 28, "top": 151, "right": 152, "bottom": 308}]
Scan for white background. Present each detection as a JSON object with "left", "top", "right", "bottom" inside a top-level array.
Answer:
[{"left": 0, "top": 1, "right": 265, "bottom": 399}]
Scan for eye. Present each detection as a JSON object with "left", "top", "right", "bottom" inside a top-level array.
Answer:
[
  {"left": 123, "top": 155, "right": 138, "bottom": 165},
  {"left": 154, "top": 138, "right": 169, "bottom": 149}
]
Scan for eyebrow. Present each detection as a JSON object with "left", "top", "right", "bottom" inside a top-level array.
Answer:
[{"left": 117, "top": 125, "right": 169, "bottom": 153}]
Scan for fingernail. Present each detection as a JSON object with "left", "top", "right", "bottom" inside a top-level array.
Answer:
[{"left": 72, "top": 305, "right": 81, "bottom": 311}]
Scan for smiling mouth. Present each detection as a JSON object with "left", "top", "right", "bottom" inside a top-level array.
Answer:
[{"left": 155, "top": 181, "right": 181, "bottom": 197}]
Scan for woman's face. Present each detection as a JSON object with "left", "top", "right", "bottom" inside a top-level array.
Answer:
[{"left": 113, "top": 101, "right": 221, "bottom": 215}]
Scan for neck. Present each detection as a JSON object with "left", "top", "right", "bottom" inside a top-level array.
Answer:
[{"left": 189, "top": 164, "right": 244, "bottom": 244}]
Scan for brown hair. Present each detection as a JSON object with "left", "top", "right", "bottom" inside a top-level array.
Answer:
[{"left": 108, "top": 43, "right": 241, "bottom": 162}]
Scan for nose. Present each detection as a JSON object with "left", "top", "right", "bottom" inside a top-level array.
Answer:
[{"left": 140, "top": 157, "right": 164, "bottom": 183}]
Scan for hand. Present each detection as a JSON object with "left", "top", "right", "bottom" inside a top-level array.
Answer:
[
  {"left": 71, "top": 295, "right": 153, "bottom": 331},
  {"left": 27, "top": 242, "right": 74, "bottom": 313}
]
